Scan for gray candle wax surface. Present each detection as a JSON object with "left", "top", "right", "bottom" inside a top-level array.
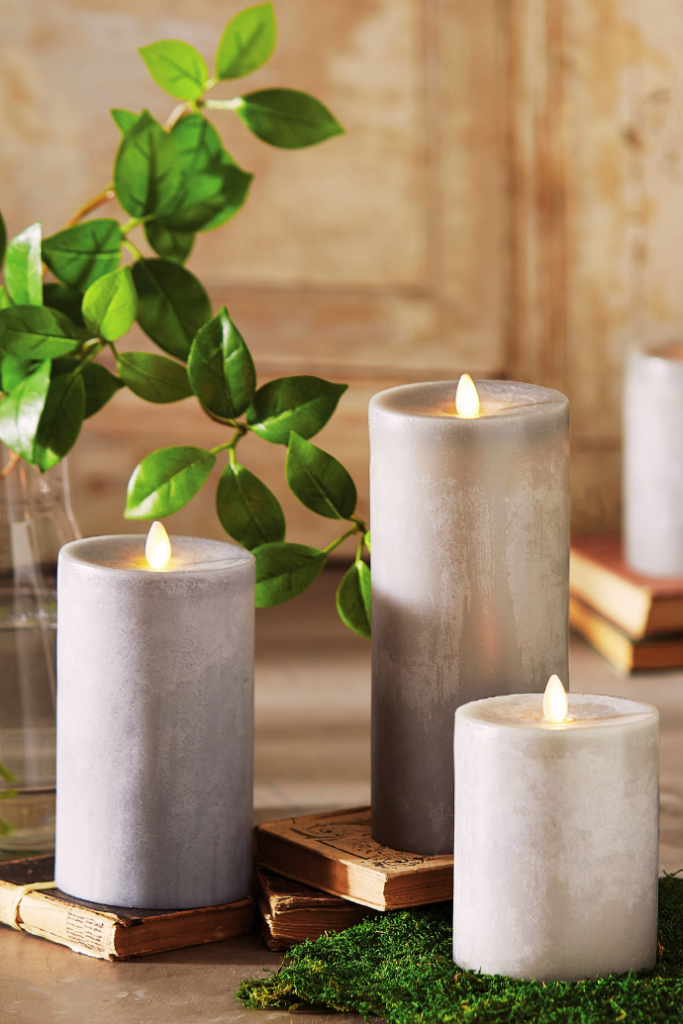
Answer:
[
  {"left": 55, "top": 535, "right": 255, "bottom": 910},
  {"left": 369, "top": 381, "right": 570, "bottom": 854},
  {"left": 624, "top": 341, "right": 683, "bottom": 576}
]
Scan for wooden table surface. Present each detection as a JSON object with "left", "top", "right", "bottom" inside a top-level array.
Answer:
[{"left": 2, "top": 568, "right": 682, "bottom": 1023}]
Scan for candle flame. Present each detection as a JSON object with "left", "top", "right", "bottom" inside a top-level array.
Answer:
[
  {"left": 145, "top": 521, "right": 172, "bottom": 570},
  {"left": 543, "top": 674, "right": 568, "bottom": 723},
  {"left": 455, "top": 374, "right": 480, "bottom": 418}
]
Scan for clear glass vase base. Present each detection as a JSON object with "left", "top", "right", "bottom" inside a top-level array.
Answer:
[{"left": 0, "top": 789, "right": 56, "bottom": 853}]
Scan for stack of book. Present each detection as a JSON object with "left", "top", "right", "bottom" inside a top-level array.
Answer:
[
  {"left": 0, "top": 807, "right": 453, "bottom": 957},
  {"left": 570, "top": 536, "right": 683, "bottom": 672},
  {"left": 254, "top": 806, "right": 453, "bottom": 949}
]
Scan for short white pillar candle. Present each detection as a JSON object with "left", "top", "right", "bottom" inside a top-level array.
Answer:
[
  {"left": 55, "top": 530, "right": 255, "bottom": 910},
  {"left": 369, "top": 380, "right": 570, "bottom": 854},
  {"left": 624, "top": 341, "right": 683, "bottom": 576},
  {"left": 453, "top": 682, "right": 659, "bottom": 981}
]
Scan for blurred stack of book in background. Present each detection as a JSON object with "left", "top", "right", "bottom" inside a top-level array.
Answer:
[{"left": 570, "top": 537, "right": 683, "bottom": 673}]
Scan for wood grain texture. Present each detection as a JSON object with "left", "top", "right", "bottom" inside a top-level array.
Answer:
[{"left": 4, "top": 0, "right": 683, "bottom": 539}]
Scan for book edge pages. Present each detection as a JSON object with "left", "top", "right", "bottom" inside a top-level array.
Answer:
[
  {"left": 570, "top": 548, "right": 650, "bottom": 637},
  {"left": 569, "top": 595, "right": 633, "bottom": 672}
]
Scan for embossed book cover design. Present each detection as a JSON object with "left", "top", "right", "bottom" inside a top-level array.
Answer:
[{"left": 254, "top": 807, "right": 453, "bottom": 911}]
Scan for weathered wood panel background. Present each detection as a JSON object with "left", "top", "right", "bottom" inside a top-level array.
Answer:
[{"left": 1, "top": 0, "right": 680, "bottom": 545}]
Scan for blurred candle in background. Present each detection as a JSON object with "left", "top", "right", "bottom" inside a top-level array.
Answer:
[
  {"left": 369, "top": 379, "right": 570, "bottom": 855},
  {"left": 624, "top": 342, "right": 683, "bottom": 577}
]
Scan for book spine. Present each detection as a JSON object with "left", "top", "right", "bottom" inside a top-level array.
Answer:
[{"left": 8, "top": 890, "right": 120, "bottom": 960}]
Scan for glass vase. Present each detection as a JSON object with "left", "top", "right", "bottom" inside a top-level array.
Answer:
[{"left": 0, "top": 449, "right": 80, "bottom": 854}]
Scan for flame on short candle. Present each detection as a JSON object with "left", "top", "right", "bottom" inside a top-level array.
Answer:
[
  {"left": 145, "top": 521, "right": 172, "bottom": 570},
  {"left": 455, "top": 374, "right": 480, "bottom": 418},
  {"left": 543, "top": 674, "right": 568, "bottom": 723}
]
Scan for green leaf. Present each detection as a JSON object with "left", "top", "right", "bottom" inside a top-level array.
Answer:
[
  {"left": 253, "top": 541, "right": 326, "bottom": 607},
  {"left": 0, "top": 360, "right": 51, "bottom": 460},
  {"left": 43, "top": 283, "right": 85, "bottom": 326},
  {"left": 114, "top": 111, "right": 183, "bottom": 219},
  {"left": 52, "top": 358, "right": 123, "bottom": 418},
  {"left": 336, "top": 560, "right": 371, "bottom": 640},
  {"left": 0, "top": 212, "right": 6, "bottom": 270},
  {"left": 0, "top": 762, "right": 16, "bottom": 784},
  {"left": 364, "top": 530, "right": 371, "bottom": 553},
  {"left": 216, "top": 461, "right": 285, "bottom": 550},
  {"left": 187, "top": 306, "right": 255, "bottom": 419},
  {"left": 33, "top": 371, "right": 86, "bottom": 471},
  {"left": 125, "top": 445, "right": 216, "bottom": 518},
  {"left": 158, "top": 115, "right": 252, "bottom": 232},
  {"left": 235, "top": 89, "right": 344, "bottom": 149},
  {"left": 111, "top": 108, "right": 138, "bottom": 134},
  {"left": 0, "top": 288, "right": 12, "bottom": 310},
  {"left": 285, "top": 431, "right": 356, "bottom": 520},
  {"left": 5, "top": 223, "right": 42, "bottom": 305},
  {"left": 0, "top": 306, "right": 82, "bottom": 359},
  {"left": 139, "top": 40, "right": 209, "bottom": 100},
  {"left": 131, "top": 258, "right": 211, "bottom": 361},
  {"left": 117, "top": 351, "right": 193, "bottom": 403},
  {"left": 1, "top": 355, "right": 34, "bottom": 392},
  {"left": 82, "top": 266, "right": 137, "bottom": 342},
  {"left": 144, "top": 222, "right": 194, "bottom": 264},
  {"left": 216, "top": 2, "right": 277, "bottom": 80},
  {"left": 42, "top": 220, "right": 122, "bottom": 291},
  {"left": 247, "top": 375, "right": 347, "bottom": 444}
]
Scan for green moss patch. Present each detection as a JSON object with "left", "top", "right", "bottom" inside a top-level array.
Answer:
[{"left": 237, "top": 874, "right": 683, "bottom": 1023}]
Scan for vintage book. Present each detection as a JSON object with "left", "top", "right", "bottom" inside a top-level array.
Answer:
[
  {"left": 0, "top": 855, "right": 253, "bottom": 961},
  {"left": 255, "top": 864, "right": 378, "bottom": 950},
  {"left": 569, "top": 594, "right": 683, "bottom": 672},
  {"left": 254, "top": 806, "right": 453, "bottom": 912},
  {"left": 570, "top": 535, "right": 683, "bottom": 639}
]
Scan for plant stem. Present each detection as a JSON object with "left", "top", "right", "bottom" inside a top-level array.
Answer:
[
  {"left": 0, "top": 450, "right": 21, "bottom": 480},
  {"left": 123, "top": 238, "right": 143, "bottom": 261},
  {"left": 203, "top": 98, "right": 243, "bottom": 111},
  {"left": 65, "top": 186, "right": 116, "bottom": 228},
  {"left": 323, "top": 523, "right": 362, "bottom": 556},
  {"left": 121, "top": 218, "right": 141, "bottom": 235},
  {"left": 211, "top": 425, "right": 247, "bottom": 457},
  {"left": 164, "top": 103, "right": 189, "bottom": 131},
  {"left": 73, "top": 342, "right": 106, "bottom": 375}
]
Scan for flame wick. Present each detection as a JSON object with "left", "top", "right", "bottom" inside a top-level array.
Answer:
[
  {"left": 145, "top": 521, "right": 172, "bottom": 570},
  {"left": 455, "top": 374, "right": 480, "bottom": 418},
  {"left": 543, "top": 674, "right": 568, "bottom": 723}
]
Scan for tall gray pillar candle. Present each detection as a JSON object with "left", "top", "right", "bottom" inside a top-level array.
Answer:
[
  {"left": 369, "top": 380, "right": 570, "bottom": 854},
  {"left": 624, "top": 341, "right": 683, "bottom": 576},
  {"left": 55, "top": 532, "right": 255, "bottom": 910}
]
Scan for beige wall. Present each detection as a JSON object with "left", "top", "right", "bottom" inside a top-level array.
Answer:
[{"left": 2, "top": 0, "right": 681, "bottom": 544}]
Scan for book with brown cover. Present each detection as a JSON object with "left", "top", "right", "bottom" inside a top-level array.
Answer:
[
  {"left": 570, "top": 535, "right": 683, "bottom": 639},
  {"left": 0, "top": 855, "right": 254, "bottom": 960},
  {"left": 255, "top": 865, "right": 378, "bottom": 950},
  {"left": 254, "top": 807, "right": 453, "bottom": 912},
  {"left": 570, "top": 594, "right": 683, "bottom": 673}
]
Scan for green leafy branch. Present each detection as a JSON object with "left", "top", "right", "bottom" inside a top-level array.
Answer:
[{"left": 0, "top": 3, "right": 370, "bottom": 638}]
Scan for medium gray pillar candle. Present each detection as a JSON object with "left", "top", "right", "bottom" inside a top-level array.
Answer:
[
  {"left": 453, "top": 690, "right": 659, "bottom": 981},
  {"left": 369, "top": 380, "right": 570, "bottom": 854},
  {"left": 624, "top": 341, "right": 683, "bottom": 576},
  {"left": 55, "top": 533, "right": 255, "bottom": 910}
]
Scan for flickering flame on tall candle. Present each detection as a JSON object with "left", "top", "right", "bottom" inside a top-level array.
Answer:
[
  {"left": 543, "top": 674, "right": 568, "bottom": 723},
  {"left": 455, "top": 374, "right": 480, "bottom": 418},
  {"left": 145, "top": 521, "right": 172, "bottom": 570}
]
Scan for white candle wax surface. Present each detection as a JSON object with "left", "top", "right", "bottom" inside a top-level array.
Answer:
[
  {"left": 453, "top": 692, "right": 659, "bottom": 982},
  {"left": 370, "top": 380, "right": 570, "bottom": 854},
  {"left": 624, "top": 340, "right": 683, "bottom": 576}
]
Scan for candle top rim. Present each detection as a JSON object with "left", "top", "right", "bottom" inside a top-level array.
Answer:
[
  {"left": 457, "top": 692, "right": 657, "bottom": 730},
  {"left": 60, "top": 534, "right": 254, "bottom": 574},
  {"left": 370, "top": 379, "right": 568, "bottom": 420}
]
